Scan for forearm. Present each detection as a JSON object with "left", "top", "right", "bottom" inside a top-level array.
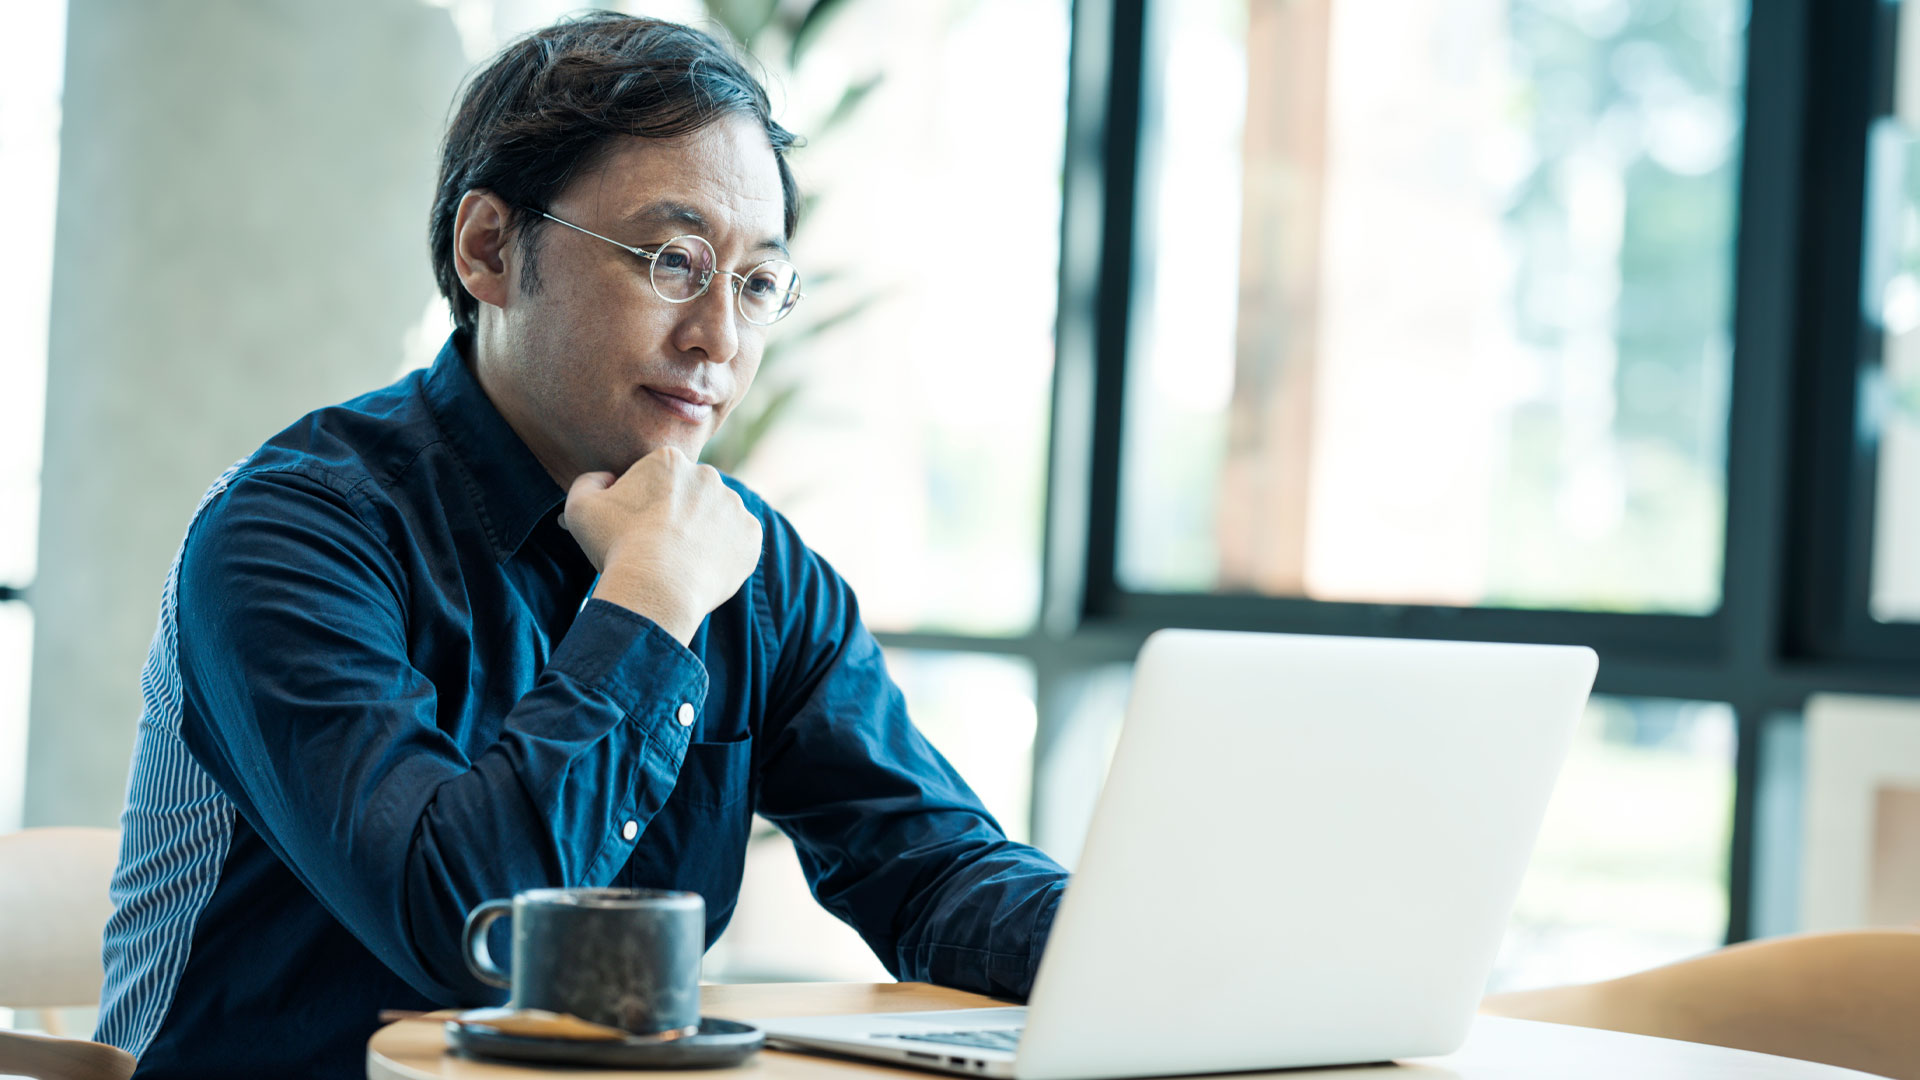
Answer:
[{"left": 889, "top": 841, "right": 1069, "bottom": 1000}]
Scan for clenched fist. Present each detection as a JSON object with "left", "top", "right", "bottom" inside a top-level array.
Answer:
[{"left": 559, "top": 446, "right": 763, "bottom": 645}]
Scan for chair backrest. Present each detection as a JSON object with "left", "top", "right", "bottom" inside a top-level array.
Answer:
[
  {"left": 0, "top": 1030, "right": 136, "bottom": 1080},
  {"left": 0, "top": 827, "right": 122, "bottom": 1009}
]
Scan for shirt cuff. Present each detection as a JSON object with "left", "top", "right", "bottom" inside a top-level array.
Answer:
[
  {"left": 546, "top": 598, "right": 711, "bottom": 717},
  {"left": 1024, "top": 880, "right": 1068, "bottom": 996}
]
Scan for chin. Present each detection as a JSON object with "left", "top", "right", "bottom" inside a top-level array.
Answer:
[{"left": 629, "top": 433, "right": 708, "bottom": 466}]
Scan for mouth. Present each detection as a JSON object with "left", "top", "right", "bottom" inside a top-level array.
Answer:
[{"left": 642, "top": 385, "right": 718, "bottom": 424}]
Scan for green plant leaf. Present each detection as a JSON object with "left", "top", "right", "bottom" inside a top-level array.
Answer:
[
  {"left": 789, "top": 0, "right": 859, "bottom": 68},
  {"left": 818, "top": 72, "right": 883, "bottom": 135},
  {"left": 702, "top": 0, "right": 781, "bottom": 50},
  {"left": 785, "top": 294, "right": 881, "bottom": 346},
  {"left": 703, "top": 381, "right": 803, "bottom": 474}
]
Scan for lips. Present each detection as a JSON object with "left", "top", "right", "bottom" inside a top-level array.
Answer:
[{"left": 643, "top": 385, "right": 717, "bottom": 424}]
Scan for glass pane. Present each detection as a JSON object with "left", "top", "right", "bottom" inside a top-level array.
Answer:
[
  {"left": 0, "top": 0, "right": 65, "bottom": 835},
  {"left": 0, "top": 0, "right": 65, "bottom": 589},
  {"left": 704, "top": 649, "right": 1035, "bottom": 982},
  {"left": 0, "top": 604, "right": 32, "bottom": 835},
  {"left": 1120, "top": 0, "right": 1745, "bottom": 614},
  {"left": 714, "top": 0, "right": 1067, "bottom": 636},
  {"left": 1493, "top": 695, "right": 1733, "bottom": 990},
  {"left": 1870, "top": 3, "right": 1920, "bottom": 621}
]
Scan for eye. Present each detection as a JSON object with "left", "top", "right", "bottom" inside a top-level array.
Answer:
[
  {"left": 658, "top": 249, "right": 693, "bottom": 272},
  {"left": 745, "top": 270, "right": 779, "bottom": 297}
]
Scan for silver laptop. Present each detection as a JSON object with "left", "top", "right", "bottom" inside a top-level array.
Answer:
[{"left": 751, "top": 629, "right": 1597, "bottom": 1080}]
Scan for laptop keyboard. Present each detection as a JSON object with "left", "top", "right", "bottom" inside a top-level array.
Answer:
[{"left": 892, "top": 1028, "right": 1024, "bottom": 1052}]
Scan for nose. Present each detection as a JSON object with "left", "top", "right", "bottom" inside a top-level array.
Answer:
[{"left": 678, "top": 276, "right": 741, "bottom": 364}]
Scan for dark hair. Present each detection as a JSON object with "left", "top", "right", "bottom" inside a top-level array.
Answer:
[{"left": 429, "top": 12, "right": 802, "bottom": 337}]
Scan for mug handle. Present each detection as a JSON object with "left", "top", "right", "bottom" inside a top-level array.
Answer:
[{"left": 463, "top": 899, "right": 513, "bottom": 989}]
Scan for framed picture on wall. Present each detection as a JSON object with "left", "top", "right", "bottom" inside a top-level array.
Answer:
[{"left": 1802, "top": 694, "right": 1920, "bottom": 930}]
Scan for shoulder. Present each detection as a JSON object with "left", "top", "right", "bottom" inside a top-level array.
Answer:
[
  {"left": 193, "top": 367, "right": 442, "bottom": 542},
  {"left": 716, "top": 472, "right": 839, "bottom": 592},
  {"left": 719, "top": 473, "right": 795, "bottom": 552},
  {"left": 713, "top": 473, "right": 866, "bottom": 660}
]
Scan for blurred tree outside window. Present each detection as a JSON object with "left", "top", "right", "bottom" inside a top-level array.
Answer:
[
  {"left": 1869, "top": 0, "right": 1920, "bottom": 622},
  {"left": 1120, "top": 0, "right": 1745, "bottom": 614},
  {"left": 692, "top": 0, "right": 1068, "bottom": 637},
  {"left": 1493, "top": 695, "right": 1733, "bottom": 990}
]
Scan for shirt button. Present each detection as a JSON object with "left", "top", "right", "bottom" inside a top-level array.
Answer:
[
  {"left": 676, "top": 703, "right": 695, "bottom": 727},
  {"left": 622, "top": 820, "right": 638, "bottom": 842}
]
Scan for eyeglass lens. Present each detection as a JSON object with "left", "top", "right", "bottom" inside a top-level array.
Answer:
[
  {"left": 649, "top": 234, "right": 802, "bottom": 325},
  {"left": 648, "top": 236, "right": 716, "bottom": 301}
]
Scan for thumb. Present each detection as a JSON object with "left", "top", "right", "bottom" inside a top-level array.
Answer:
[{"left": 560, "top": 470, "right": 618, "bottom": 531}]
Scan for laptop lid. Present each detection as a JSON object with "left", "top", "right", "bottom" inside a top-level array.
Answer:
[{"left": 1013, "top": 630, "right": 1596, "bottom": 1080}]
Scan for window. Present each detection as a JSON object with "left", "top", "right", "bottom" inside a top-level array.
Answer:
[
  {"left": 1495, "top": 696, "right": 1734, "bottom": 989},
  {"left": 0, "top": 0, "right": 67, "bottom": 833},
  {"left": 1870, "top": 4, "right": 1920, "bottom": 623},
  {"left": 728, "top": 0, "right": 1070, "bottom": 636},
  {"left": 18, "top": 0, "right": 1920, "bottom": 989},
  {"left": 1118, "top": 0, "right": 1746, "bottom": 614}
]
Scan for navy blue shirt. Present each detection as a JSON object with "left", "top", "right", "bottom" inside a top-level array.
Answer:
[{"left": 97, "top": 336, "right": 1068, "bottom": 1079}]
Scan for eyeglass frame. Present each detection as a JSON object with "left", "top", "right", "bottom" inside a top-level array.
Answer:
[{"left": 533, "top": 210, "right": 805, "bottom": 326}]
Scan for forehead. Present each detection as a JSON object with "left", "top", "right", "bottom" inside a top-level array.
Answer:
[{"left": 563, "top": 118, "right": 786, "bottom": 245}]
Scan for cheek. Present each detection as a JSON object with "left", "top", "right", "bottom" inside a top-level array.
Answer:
[{"left": 729, "top": 348, "right": 765, "bottom": 403}]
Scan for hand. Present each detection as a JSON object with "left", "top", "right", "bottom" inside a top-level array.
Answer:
[{"left": 559, "top": 447, "right": 763, "bottom": 644}]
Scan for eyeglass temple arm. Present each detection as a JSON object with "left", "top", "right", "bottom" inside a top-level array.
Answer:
[{"left": 537, "top": 211, "right": 653, "bottom": 259}]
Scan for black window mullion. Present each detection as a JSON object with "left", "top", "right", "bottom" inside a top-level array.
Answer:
[
  {"left": 1785, "top": 0, "right": 1895, "bottom": 665},
  {"left": 1722, "top": 0, "right": 1824, "bottom": 943},
  {"left": 1041, "top": 0, "right": 1149, "bottom": 637},
  {"left": 1076, "top": 0, "right": 1147, "bottom": 626}
]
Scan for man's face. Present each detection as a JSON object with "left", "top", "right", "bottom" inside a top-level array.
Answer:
[{"left": 477, "top": 116, "right": 788, "bottom": 483}]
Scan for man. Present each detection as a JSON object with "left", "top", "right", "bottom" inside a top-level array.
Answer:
[{"left": 95, "top": 15, "right": 1068, "bottom": 1078}]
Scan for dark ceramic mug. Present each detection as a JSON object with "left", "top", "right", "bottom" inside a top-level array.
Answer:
[{"left": 462, "top": 887, "right": 705, "bottom": 1036}]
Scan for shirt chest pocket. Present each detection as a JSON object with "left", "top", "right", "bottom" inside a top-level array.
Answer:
[{"left": 673, "top": 732, "right": 754, "bottom": 809}]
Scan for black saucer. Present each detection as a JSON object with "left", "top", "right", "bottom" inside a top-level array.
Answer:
[{"left": 447, "top": 1016, "right": 765, "bottom": 1069}]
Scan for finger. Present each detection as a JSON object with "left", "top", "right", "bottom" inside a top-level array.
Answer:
[{"left": 568, "top": 470, "right": 617, "bottom": 500}]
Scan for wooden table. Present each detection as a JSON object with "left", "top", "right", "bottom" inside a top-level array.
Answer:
[{"left": 366, "top": 982, "right": 1882, "bottom": 1080}]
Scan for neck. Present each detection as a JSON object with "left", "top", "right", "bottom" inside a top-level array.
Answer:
[{"left": 466, "top": 328, "right": 576, "bottom": 492}]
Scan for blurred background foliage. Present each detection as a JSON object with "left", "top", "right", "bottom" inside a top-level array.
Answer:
[{"left": 697, "top": 0, "right": 879, "bottom": 475}]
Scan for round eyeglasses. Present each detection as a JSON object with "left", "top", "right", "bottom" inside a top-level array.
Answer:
[{"left": 538, "top": 211, "right": 804, "bottom": 326}]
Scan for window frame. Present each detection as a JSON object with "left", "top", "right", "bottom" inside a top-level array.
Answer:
[
  {"left": 8, "top": 0, "right": 1909, "bottom": 953},
  {"left": 881, "top": 0, "right": 1920, "bottom": 948}
]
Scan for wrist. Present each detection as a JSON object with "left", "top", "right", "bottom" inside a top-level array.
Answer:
[{"left": 591, "top": 566, "right": 699, "bottom": 645}]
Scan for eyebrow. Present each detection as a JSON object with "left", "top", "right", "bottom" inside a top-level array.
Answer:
[{"left": 624, "top": 199, "right": 789, "bottom": 259}]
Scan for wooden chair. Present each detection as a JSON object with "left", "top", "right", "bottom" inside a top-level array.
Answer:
[
  {"left": 0, "top": 827, "right": 137, "bottom": 1080},
  {"left": 1482, "top": 929, "right": 1920, "bottom": 1080}
]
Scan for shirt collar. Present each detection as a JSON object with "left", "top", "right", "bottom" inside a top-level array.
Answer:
[{"left": 421, "top": 334, "right": 568, "bottom": 563}]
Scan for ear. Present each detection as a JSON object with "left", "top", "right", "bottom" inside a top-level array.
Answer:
[{"left": 452, "top": 190, "right": 517, "bottom": 312}]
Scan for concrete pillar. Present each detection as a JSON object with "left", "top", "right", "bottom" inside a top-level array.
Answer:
[{"left": 25, "top": 0, "right": 467, "bottom": 825}]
